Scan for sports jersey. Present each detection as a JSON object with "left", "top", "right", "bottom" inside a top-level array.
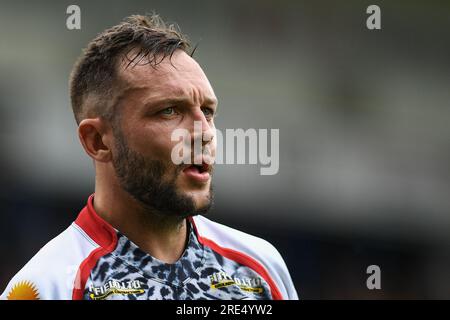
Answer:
[{"left": 1, "top": 195, "right": 298, "bottom": 300}]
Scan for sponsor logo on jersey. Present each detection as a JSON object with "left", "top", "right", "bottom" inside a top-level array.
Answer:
[
  {"left": 88, "top": 279, "right": 145, "bottom": 300},
  {"left": 7, "top": 280, "right": 40, "bottom": 300},
  {"left": 209, "top": 271, "right": 264, "bottom": 294}
]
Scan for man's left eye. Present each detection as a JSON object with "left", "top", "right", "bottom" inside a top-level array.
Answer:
[{"left": 202, "top": 107, "right": 214, "bottom": 118}]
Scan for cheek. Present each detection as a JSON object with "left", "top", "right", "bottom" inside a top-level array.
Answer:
[
  {"left": 127, "top": 124, "right": 177, "bottom": 161},
  {"left": 209, "top": 138, "right": 217, "bottom": 159},
  {"left": 208, "top": 127, "right": 217, "bottom": 158}
]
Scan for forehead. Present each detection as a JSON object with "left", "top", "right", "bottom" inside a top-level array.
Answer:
[{"left": 116, "top": 50, "right": 216, "bottom": 102}]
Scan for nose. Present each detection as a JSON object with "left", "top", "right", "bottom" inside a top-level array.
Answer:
[{"left": 190, "top": 109, "right": 214, "bottom": 146}]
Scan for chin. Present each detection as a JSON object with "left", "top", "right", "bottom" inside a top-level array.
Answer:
[
  {"left": 182, "top": 188, "right": 213, "bottom": 214},
  {"left": 191, "top": 190, "right": 212, "bottom": 207},
  {"left": 175, "top": 176, "right": 213, "bottom": 212}
]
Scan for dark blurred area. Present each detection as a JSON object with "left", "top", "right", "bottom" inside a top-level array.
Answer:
[{"left": 1, "top": 0, "right": 450, "bottom": 299}]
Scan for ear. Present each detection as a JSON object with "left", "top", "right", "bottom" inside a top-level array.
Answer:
[{"left": 78, "top": 118, "right": 113, "bottom": 163}]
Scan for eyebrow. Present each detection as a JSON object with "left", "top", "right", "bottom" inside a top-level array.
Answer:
[
  {"left": 143, "top": 95, "right": 218, "bottom": 109},
  {"left": 113, "top": 84, "right": 218, "bottom": 114}
]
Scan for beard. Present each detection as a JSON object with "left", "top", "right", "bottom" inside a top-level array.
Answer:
[{"left": 111, "top": 126, "right": 214, "bottom": 218}]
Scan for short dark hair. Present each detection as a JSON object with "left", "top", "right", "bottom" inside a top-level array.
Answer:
[{"left": 69, "top": 14, "right": 191, "bottom": 125}]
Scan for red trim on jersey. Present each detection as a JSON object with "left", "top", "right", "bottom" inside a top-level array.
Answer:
[
  {"left": 189, "top": 217, "right": 283, "bottom": 300},
  {"left": 72, "top": 194, "right": 117, "bottom": 300}
]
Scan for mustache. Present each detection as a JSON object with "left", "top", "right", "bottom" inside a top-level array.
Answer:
[{"left": 176, "top": 148, "right": 215, "bottom": 165}]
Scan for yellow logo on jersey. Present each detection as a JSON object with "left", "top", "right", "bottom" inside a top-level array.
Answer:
[
  {"left": 209, "top": 272, "right": 264, "bottom": 294},
  {"left": 7, "top": 281, "right": 40, "bottom": 300},
  {"left": 89, "top": 280, "right": 145, "bottom": 300}
]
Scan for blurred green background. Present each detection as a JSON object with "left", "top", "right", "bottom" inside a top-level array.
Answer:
[{"left": 0, "top": 0, "right": 449, "bottom": 299}]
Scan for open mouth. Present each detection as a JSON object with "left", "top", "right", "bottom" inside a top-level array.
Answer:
[
  {"left": 184, "top": 162, "right": 209, "bottom": 174},
  {"left": 182, "top": 162, "right": 211, "bottom": 183}
]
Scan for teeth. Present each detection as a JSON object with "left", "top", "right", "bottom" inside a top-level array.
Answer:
[{"left": 194, "top": 164, "right": 207, "bottom": 173}]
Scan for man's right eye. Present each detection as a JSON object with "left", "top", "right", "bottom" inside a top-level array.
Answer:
[{"left": 160, "top": 107, "right": 176, "bottom": 116}]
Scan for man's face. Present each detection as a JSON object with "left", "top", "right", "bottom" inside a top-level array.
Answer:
[{"left": 110, "top": 50, "right": 217, "bottom": 217}]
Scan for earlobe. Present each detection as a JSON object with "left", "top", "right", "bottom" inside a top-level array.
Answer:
[{"left": 78, "top": 118, "right": 112, "bottom": 163}]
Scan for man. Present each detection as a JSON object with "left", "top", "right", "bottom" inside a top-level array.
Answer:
[{"left": 1, "top": 14, "right": 298, "bottom": 300}]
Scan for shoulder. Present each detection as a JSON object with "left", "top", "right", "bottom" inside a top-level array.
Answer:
[
  {"left": 190, "top": 215, "right": 299, "bottom": 300},
  {"left": 191, "top": 215, "right": 281, "bottom": 263},
  {"left": 0, "top": 223, "right": 98, "bottom": 300}
]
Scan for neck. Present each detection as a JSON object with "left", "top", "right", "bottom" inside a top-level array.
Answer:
[{"left": 93, "top": 174, "right": 188, "bottom": 264}]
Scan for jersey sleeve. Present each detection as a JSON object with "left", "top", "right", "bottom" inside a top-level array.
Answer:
[
  {"left": 262, "top": 240, "right": 299, "bottom": 300},
  {"left": 1, "top": 224, "right": 98, "bottom": 300},
  {"left": 191, "top": 215, "right": 299, "bottom": 300}
]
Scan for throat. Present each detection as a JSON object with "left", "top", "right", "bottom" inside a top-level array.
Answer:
[
  {"left": 92, "top": 192, "right": 190, "bottom": 264},
  {"left": 127, "top": 214, "right": 189, "bottom": 264}
]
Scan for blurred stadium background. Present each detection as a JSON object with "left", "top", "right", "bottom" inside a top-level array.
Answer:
[{"left": 0, "top": 0, "right": 449, "bottom": 299}]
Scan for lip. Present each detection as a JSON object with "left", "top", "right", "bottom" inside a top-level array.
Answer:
[{"left": 182, "top": 165, "right": 211, "bottom": 183}]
